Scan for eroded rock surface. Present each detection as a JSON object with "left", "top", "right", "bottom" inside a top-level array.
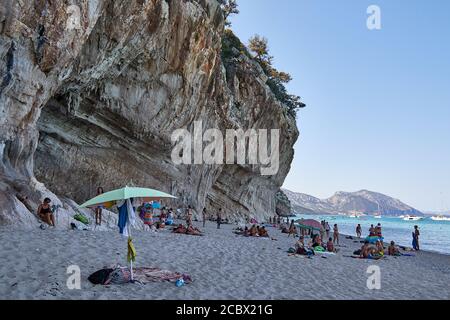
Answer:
[{"left": 0, "top": 0, "right": 298, "bottom": 229}]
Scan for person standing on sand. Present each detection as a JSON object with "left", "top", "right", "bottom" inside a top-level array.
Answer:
[
  {"left": 37, "top": 198, "right": 55, "bottom": 227},
  {"left": 356, "top": 224, "right": 362, "bottom": 238},
  {"left": 95, "top": 187, "right": 104, "bottom": 225},
  {"left": 186, "top": 206, "right": 193, "bottom": 227},
  {"left": 369, "top": 224, "right": 375, "bottom": 236},
  {"left": 325, "top": 221, "right": 330, "bottom": 239},
  {"left": 412, "top": 225, "right": 420, "bottom": 251},
  {"left": 217, "top": 208, "right": 222, "bottom": 229},
  {"left": 333, "top": 224, "right": 339, "bottom": 245},
  {"left": 202, "top": 208, "right": 207, "bottom": 228}
]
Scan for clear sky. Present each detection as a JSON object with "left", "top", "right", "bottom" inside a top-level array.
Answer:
[{"left": 229, "top": 0, "right": 450, "bottom": 212}]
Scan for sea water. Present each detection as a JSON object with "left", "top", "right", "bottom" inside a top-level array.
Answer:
[{"left": 294, "top": 214, "right": 450, "bottom": 255}]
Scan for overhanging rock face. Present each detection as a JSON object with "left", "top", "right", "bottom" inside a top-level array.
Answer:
[{"left": 0, "top": 0, "right": 299, "bottom": 228}]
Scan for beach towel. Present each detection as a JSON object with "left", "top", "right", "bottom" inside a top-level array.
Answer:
[
  {"left": 131, "top": 268, "right": 192, "bottom": 284},
  {"left": 74, "top": 213, "right": 89, "bottom": 225}
]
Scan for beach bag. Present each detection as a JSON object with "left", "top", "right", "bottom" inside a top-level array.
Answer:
[
  {"left": 74, "top": 213, "right": 89, "bottom": 225},
  {"left": 88, "top": 268, "right": 114, "bottom": 285}
]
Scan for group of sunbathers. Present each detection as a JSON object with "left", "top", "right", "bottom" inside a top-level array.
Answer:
[
  {"left": 172, "top": 224, "right": 204, "bottom": 236},
  {"left": 356, "top": 239, "right": 402, "bottom": 259},
  {"left": 235, "top": 225, "right": 270, "bottom": 237},
  {"left": 291, "top": 234, "right": 338, "bottom": 256}
]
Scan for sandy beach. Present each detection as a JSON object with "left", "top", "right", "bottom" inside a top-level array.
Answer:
[{"left": 1, "top": 220, "right": 449, "bottom": 300}]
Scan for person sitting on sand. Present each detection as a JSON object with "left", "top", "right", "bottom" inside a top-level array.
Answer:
[
  {"left": 243, "top": 226, "right": 249, "bottom": 237},
  {"left": 259, "top": 226, "right": 269, "bottom": 238},
  {"left": 326, "top": 237, "right": 336, "bottom": 252},
  {"left": 173, "top": 224, "right": 187, "bottom": 234},
  {"left": 360, "top": 241, "right": 373, "bottom": 258},
  {"left": 311, "top": 234, "right": 324, "bottom": 249},
  {"left": 375, "top": 240, "right": 385, "bottom": 256},
  {"left": 186, "top": 225, "right": 203, "bottom": 236},
  {"left": 249, "top": 225, "right": 259, "bottom": 237},
  {"left": 388, "top": 241, "right": 401, "bottom": 256},
  {"left": 37, "top": 198, "right": 55, "bottom": 227},
  {"left": 295, "top": 236, "right": 314, "bottom": 256},
  {"left": 359, "top": 241, "right": 382, "bottom": 259}
]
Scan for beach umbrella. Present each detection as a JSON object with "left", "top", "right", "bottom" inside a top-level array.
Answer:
[
  {"left": 296, "top": 219, "right": 322, "bottom": 231},
  {"left": 79, "top": 186, "right": 176, "bottom": 208},
  {"left": 79, "top": 186, "right": 177, "bottom": 281}
]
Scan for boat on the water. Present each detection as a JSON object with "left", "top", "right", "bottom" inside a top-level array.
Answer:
[
  {"left": 403, "top": 215, "right": 422, "bottom": 221},
  {"left": 431, "top": 215, "right": 450, "bottom": 221}
]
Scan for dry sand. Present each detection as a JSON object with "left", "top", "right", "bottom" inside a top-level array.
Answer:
[{"left": 1, "top": 220, "right": 449, "bottom": 300}]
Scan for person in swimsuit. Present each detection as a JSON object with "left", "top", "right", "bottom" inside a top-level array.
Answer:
[
  {"left": 375, "top": 223, "right": 382, "bottom": 237},
  {"left": 249, "top": 224, "right": 258, "bottom": 237},
  {"left": 356, "top": 224, "right": 362, "bottom": 238},
  {"left": 186, "top": 206, "right": 193, "bottom": 227},
  {"left": 413, "top": 225, "right": 420, "bottom": 251},
  {"left": 333, "top": 224, "right": 339, "bottom": 245},
  {"left": 288, "top": 219, "right": 297, "bottom": 238},
  {"left": 259, "top": 226, "right": 269, "bottom": 237},
  {"left": 202, "top": 208, "right": 207, "bottom": 228},
  {"left": 325, "top": 222, "right": 330, "bottom": 238},
  {"left": 369, "top": 224, "right": 375, "bottom": 237},
  {"left": 216, "top": 208, "right": 222, "bottom": 229},
  {"left": 37, "top": 198, "right": 55, "bottom": 226},
  {"left": 375, "top": 240, "right": 384, "bottom": 256},
  {"left": 95, "top": 187, "right": 104, "bottom": 225},
  {"left": 326, "top": 237, "right": 336, "bottom": 252},
  {"left": 388, "top": 241, "right": 401, "bottom": 256}
]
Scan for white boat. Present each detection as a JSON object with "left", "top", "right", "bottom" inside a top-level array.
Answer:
[
  {"left": 399, "top": 215, "right": 405, "bottom": 218},
  {"left": 374, "top": 203, "right": 382, "bottom": 218},
  {"left": 431, "top": 215, "right": 450, "bottom": 221},
  {"left": 403, "top": 215, "right": 422, "bottom": 221}
]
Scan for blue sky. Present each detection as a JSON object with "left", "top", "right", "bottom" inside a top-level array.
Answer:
[{"left": 229, "top": 0, "right": 450, "bottom": 211}]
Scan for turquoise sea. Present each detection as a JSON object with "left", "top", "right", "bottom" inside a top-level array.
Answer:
[{"left": 294, "top": 214, "right": 450, "bottom": 255}]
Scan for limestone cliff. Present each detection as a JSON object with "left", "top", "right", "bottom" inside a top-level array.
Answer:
[{"left": 0, "top": 0, "right": 298, "bottom": 228}]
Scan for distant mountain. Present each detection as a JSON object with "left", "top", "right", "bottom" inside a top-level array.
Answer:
[
  {"left": 282, "top": 189, "right": 424, "bottom": 217},
  {"left": 423, "top": 211, "right": 450, "bottom": 216}
]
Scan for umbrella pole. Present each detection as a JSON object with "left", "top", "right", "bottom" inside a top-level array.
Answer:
[{"left": 127, "top": 224, "right": 134, "bottom": 282}]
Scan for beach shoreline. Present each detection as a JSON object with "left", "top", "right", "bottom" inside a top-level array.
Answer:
[{"left": 1, "top": 220, "right": 449, "bottom": 300}]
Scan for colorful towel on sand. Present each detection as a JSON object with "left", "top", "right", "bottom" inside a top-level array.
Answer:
[{"left": 132, "top": 267, "right": 192, "bottom": 284}]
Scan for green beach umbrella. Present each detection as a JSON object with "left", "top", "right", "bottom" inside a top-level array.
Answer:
[
  {"left": 79, "top": 186, "right": 177, "bottom": 282},
  {"left": 80, "top": 186, "right": 177, "bottom": 208}
]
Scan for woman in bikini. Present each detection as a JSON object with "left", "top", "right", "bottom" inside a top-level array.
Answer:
[
  {"left": 37, "top": 198, "right": 55, "bottom": 227},
  {"left": 333, "top": 224, "right": 339, "bottom": 245}
]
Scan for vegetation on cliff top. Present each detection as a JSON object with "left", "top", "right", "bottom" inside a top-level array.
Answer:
[{"left": 219, "top": 0, "right": 305, "bottom": 118}]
